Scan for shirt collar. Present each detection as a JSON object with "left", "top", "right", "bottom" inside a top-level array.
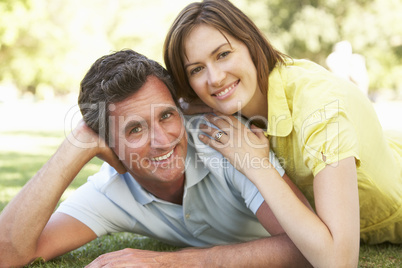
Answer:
[
  {"left": 266, "top": 65, "right": 293, "bottom": 137},
  {"left": 183, "top": 116, "right": 210, "bottom": 188}
]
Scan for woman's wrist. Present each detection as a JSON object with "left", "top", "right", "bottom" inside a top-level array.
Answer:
[{"left": 243, "top": 157, "right": 281, "bottom": 185}]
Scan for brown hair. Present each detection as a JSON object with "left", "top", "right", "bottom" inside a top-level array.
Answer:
[
  {"left": 164, "top": 0, "right": 289, "bottom": 103},
  {"left": 79, "top": 49, "right": 178, "bottom": 144}
]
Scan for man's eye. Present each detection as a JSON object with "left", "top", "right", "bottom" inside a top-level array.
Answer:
[
  {"left": 161, "top": 113, "right": 172, "bottom": 120},
  {"left": 130, "top": 126, "right": 142, "bottom": 134}
]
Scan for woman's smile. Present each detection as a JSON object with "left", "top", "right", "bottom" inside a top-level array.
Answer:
[
  {"left": 212, "top": 80, "right": 239, "bottom": 99},
  {"left": 184, "top": 24, "right": 264, "bottom": 116}
]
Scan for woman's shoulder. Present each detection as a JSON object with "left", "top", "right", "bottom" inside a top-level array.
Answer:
[
  {"left": 280, "top": 59, "right": 337, "bottom": 82},
  {"left": 277, "top": 59, "right": 357, "bottom": 104}
]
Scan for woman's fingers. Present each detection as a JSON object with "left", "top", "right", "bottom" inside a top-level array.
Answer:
[
  {"left": 250, "top": 124, "right": 266, "bottom": 138},
  {"left": 203, "top": 113, "right": 235, "bottom": 130},
  {"left": 198, "top": 115, "right": 271, "bottom": 175},
  {"left": 199, "top": 124, "right": 228, "bottom": 144}
]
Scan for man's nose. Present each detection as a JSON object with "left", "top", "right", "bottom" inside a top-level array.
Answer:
[{"left": 150, "top": 123, "right": 172, "bottom": 148}]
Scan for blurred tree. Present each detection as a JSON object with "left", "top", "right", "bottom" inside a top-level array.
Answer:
[
  {"left": 0, "top": 0, "right": 71, "bottom": 96},
  {"left": 246, "top": 0, "right": 402, "bottom": 92},
  {"left": 0, "top": 0, "right": 191, "bottom": 97},
  {"left": 0, "top": 0, "right": 401, "bottom": 96}
]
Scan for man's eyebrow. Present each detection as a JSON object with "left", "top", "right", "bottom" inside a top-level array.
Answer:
[
  {"left": 184, "top": 43, "right": 229, "bottom": 69},
  {"left": 123, "top": 119, "right": 145, "bottom": 133},
  {"left": 158, "top": 106, "right": 179, "bottom": 116},
  {"left": 122, "top": 106, "right": 178, "bottom": 133}
]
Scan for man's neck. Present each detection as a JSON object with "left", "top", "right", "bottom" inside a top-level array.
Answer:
[{"left": 142, "top": 173, "right": 185, "bottom": 205}]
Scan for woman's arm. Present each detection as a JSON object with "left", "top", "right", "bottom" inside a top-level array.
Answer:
[
  {"left": 251, "top": 157, "right": 359, "bottom": 268},
  {"left": 199, "top": 114, "right": 360, "bottom": 268}
]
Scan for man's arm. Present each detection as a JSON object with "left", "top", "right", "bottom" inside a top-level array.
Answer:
[
  {"left": 87, "top": 173, "right": 312, "bottom": 267},
  {"left": 86, "top": 233, "right": 310, "bottom": 267},
  {"left": 0, "top": 121, "right": 125, "bottom": 267}
]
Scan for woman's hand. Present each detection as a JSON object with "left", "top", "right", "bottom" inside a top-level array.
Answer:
[{"left": 198, "top": 113, "right": 271, "bottom": 177}]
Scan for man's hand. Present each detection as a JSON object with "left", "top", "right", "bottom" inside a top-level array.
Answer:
[
  {"left": 68, "top": 120, "right": 126, "bottom": 174},
  {"left": 86, "top": 248, "right": 203, "bottom": 268},
  {"left": 86, "top": 235, "right": 312, "bottom": 268}
]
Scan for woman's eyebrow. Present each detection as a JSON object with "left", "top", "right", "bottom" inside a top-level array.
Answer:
[{"left": 184, "top": 43, "right": 229, "bottom": 69}]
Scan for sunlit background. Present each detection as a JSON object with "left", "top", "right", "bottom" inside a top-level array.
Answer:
[
  {"left": 1, "top": 0, "right": 401, "bottom": 132},
  {"left": 1, "top": 2, "right": 401, "bottom": 264}
]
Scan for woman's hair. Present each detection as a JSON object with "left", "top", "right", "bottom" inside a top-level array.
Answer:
[
  {"left": 163, "top": 0, "right": 289, "bottom": 102},
  {"left": 79, "top": 49, "right": 178, "bottom": 144}
]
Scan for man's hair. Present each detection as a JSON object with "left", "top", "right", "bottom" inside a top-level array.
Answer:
[
  {"left": 163, "top": 0, "right": 289, "bottom": 103},
  {"left": 78, "top": 49, "right": 178, "bottom": 144}
]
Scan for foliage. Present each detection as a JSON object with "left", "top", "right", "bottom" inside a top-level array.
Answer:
[
  {"left": 0, "top": 0, "right": 401, "bottom": 95},
  {"left": 0, "top": 0, "right": 190, "bottom": 96},
  {"left": 246, "top": 0, "right": 402, "bottom": 92}
]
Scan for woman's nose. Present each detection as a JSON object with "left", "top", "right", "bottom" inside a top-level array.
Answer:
[{"left": 208, "top": 65, "right": 225, "bottom": 88}]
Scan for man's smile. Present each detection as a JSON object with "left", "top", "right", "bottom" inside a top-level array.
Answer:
[{"left": 151, "top": 148, "right": 175, "bottom": 162}]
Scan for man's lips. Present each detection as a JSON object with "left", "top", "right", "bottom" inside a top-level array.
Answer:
[
  {"left": 212, "top": 80, "right": 239, "bottom": 97},
  {"left": 151, "top": 148, "right": 174, "bottom": 162}
]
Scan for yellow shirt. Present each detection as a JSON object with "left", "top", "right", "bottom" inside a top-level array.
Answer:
[{"left": 266, "top": 59, "right": 402, "bottom": 244}]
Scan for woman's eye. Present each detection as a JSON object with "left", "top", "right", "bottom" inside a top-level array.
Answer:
[
  {"left": 190, "top": 66, "right": 203, "bottom": 75},
  {"left": 218, "top": 51, "right": 231, "bottom": 59}
]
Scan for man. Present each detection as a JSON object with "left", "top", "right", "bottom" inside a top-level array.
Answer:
[{"left": 0, "top": 50, "right": 311, "bottom": 267}]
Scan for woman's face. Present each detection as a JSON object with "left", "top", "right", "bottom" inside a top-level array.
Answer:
[{"left": 183, "top": 24, "right": 262, "bottom": 115}]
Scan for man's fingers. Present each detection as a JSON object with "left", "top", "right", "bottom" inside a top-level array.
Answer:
[{"left": 98, "top": 151, "right": 127, "bottom": 174}]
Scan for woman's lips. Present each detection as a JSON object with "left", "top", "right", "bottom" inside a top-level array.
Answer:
[{"left": 212, "top": 80, "right": 239, "bottom": 99}]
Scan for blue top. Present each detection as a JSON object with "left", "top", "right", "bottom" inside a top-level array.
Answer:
[{"left": 57, "top": 115, "right": 285, "bottom": 247}]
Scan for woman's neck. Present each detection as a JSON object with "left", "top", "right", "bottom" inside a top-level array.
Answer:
[{"left": 240, "top": 89, "right": 268, "bottom": 129}]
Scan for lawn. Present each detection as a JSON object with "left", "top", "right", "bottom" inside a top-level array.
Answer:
[{"left": 0, "top": 129, "right": 401, "bottom": 267}]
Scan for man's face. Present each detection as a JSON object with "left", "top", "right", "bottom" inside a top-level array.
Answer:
[{"left": 109, "top": 76, "right": 187, "bottom": 189}]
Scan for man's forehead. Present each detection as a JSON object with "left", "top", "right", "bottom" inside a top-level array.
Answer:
[
  {"left": 109, "top": 77, "right": 176, "bottom": 118},
  {"left": 110, "top": 102, "right": 177, "bottom": 121}
]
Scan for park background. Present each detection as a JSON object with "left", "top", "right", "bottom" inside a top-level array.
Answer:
[{"left": 0, "top": 0, "right": 401, "bottom": 266}]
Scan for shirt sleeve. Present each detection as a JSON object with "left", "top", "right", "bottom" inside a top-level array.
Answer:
[
  {"left": 297, "top": 99, "right": 361, "bottom": 176},
  {"left": 225, "top": 151, "right": 285, "bottom": 214},
  {"left": 56, "top": 166, "right": 136, "bottom": 236}
]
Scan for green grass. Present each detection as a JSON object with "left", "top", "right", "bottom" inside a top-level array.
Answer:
[
  {"left": 0, "top": 130, "right": 401, "bottom": 267},
  {"left": 28, "top": 234, "right": 178, "bottom": 267}
]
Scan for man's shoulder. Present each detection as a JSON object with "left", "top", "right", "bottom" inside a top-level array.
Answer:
[
  {"left": 184, "top": 114, "right": 211, "bottom": 149},
  {"left": 87, "top": 163, "right": 126, "bottom": 191},
  {"left": 184, "top": 114, "right": 204, "bottom": 132}
]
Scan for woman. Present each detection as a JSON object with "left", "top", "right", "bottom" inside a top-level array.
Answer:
[{"left": 164, "top": 0, "right": 402, "bottom": 267}]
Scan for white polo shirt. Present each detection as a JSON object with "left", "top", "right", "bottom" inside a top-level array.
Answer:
[{"left": 57, "top": 115, "right": 285, "bottom": 247}]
